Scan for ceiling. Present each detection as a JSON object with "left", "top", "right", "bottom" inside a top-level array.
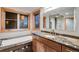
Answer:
[
  {"left": 4, "top": 7, "right": 41, "bottom": 15},
  {"left": 44, "top": 7, "right": 75, "bottom": 17}
]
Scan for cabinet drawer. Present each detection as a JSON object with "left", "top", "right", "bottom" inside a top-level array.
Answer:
[{"left": 62, "top": 46, "right": 78, "bottom": 52}]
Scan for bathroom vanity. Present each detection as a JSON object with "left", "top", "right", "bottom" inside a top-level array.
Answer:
[{"left": 32, "top": 32, "right": 79, "bottom": 52}]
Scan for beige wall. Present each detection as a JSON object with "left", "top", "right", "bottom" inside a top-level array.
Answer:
[
  {"left": 1, "top": 8, "right": 5, "bottom": 32},
  {"left": 0, "top": 8, "right": 5, "bottom": 32},
  {"left": 0, "top": 8, "right": 1, "bottom": 32}
]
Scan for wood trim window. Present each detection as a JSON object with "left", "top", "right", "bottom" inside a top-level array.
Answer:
[
  {"left": 20, "top": 15, "right": 28, "bottom": 29},
  {"left": 5, "top": 12, "right": 17, "bottom": 29},
  {"left": 35, "top": 14, "right": 40, "bottom": 29}
]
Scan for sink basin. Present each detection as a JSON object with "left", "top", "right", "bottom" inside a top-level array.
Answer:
[{"left": 44, "top": 35, "right": 55, "bottom": 39}]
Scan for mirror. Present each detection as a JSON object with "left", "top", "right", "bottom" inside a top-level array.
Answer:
[{"left": 44, "top": 7, "right": 74, "bottom": 32}]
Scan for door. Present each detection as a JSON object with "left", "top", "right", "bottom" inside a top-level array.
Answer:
[{"left": 36, "top": 41, "right": 45, "bottom": 52}]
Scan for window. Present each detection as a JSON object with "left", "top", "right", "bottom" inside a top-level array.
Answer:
[
  {"left": 20, "top": 15, "right": 28, "bottom": 29},
  {"left": 49, "top": 16, "right": 54, "bottom": 29},
  {"left": 5, "top": 12, "right": 17, "bottom": 29},
  {"left": 35, "top": 14, "right": 40, "bottom": 28},
  {"left": 66, "top": 18, "right": 74, "bottom": 32},
  {"left": 56, "top": 16, "right": 64, "bottom": 30}
]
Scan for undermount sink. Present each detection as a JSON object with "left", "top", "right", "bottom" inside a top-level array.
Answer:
[{"left": 44, "top": 34, "right": 55, "bottom": 39}]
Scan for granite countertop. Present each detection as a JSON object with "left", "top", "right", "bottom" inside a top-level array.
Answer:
[
  {"left": 0, "top": 31, "right": 31, "bottom": 40},
  {"left": 0, "top": 36, "right": 32, "bottom": 51},
  {"left": 32, "top": 32, "right": 79, "bottom": 50}
]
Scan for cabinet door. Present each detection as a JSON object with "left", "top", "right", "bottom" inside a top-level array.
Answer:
[
  {"left": 45, "top": 46, "right": 56, "bottom": 52},
  {"left": 36, "top": 41, "right": 45, "bottom": 52},
  {"left": 62, "top": 46, "right": 78, "bottom": 52},
  {"left": 32, "top": 39, "right": 37, "bottom": 52},
  {"left": 45, "top": 39, "right": 61, "bottom": 52}
]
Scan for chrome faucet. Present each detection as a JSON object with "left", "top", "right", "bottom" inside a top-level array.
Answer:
[
  {"left": 50, "top": 29, "right": 56, "bottom": 36},
  {"left": 52, "top": 30, "right": 56, "bottom": 36}
]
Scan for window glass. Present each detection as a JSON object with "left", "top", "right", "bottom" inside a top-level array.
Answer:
[
  {"left": 56, "top": 17, "right": 64, "bottom": 30},
  {"left": 5, "top": 12, "right": 17, "bottom": 29},
  {"left": 20, "top": 15, "right": 28, "bottom": 29},
  {"left": 35, "top": 14, "right": 40, "bottom": 28},
  {"left": 66, "top": 18, "right": 74, "bottom": 32}
]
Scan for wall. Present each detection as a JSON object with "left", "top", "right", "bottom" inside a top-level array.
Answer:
[
  {"left": 74, "top": 8, "right": 79, "bottom": 33},
  {"left": 40, "top": 8, "right": 44, "bottom": 30},
  {"left": 0, "top": 8, "right": 5, "bottom": 32},
  {"left": 0, "top": 8, "right": 1, "bottom": 32}
]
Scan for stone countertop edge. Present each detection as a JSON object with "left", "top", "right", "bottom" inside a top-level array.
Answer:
[
  {"left": 0, "top": 40, "right": 32, "bottom": 51},
  {"left": 0, "top": 34, "right": 32, "bottom": 40}
]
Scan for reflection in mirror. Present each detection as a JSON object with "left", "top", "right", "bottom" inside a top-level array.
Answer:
[
  {"left": 66, "top": 17, "right": 74, "bottom": 32},
  {"left": 49, "top": 16, "right": 55, "bottom": 30},
  {"left": 44, "top": 7, "right": 75, "bottom": 32},
  {"left": 49, "top": 15, "right": 64, "bottom": 31},
  {"left": 56, "top": 16, "right": 64, "bottom": 30}
]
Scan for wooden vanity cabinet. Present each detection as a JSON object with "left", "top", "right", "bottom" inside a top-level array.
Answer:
[
  {"left": 35, "top": 41, "right": 45, "bottom": 52},
  {"left": 45, "top": 46, "right": 57, "bottom": 52},
  {"left": 32, "top": 35, "right": 61, "bottom": 52},
  {"left": 32, "top": 36, "right": 46, "bottom": 52},
  {"left": 32, "top": 35, "right": 79, "bottom": 52}
]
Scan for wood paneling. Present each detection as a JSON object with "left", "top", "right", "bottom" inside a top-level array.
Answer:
[
  {"left": 28, "top": 15, "right": 30, "bottom": 31},
  {"left": 0, "top": 8, "right": 1, "bottom": 32},
  {"left": 43, "top": 16, "right": 46, "bottom": 29},
  {"left": 1, "top": 8, "right": 5, "bottom": 32}
]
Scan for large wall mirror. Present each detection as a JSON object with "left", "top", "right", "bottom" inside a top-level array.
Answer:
[{"left": 44, "top": 7, "right": 75, "bottom": 33}]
